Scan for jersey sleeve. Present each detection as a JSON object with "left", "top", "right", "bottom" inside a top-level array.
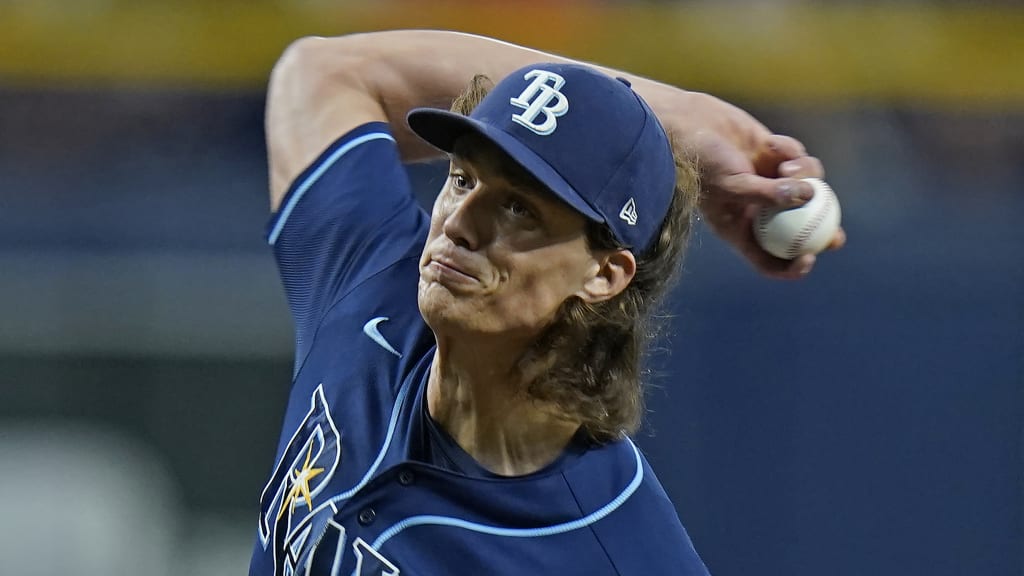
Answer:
[
  {"left": 592, "top": 458, "right": 710, "bottom": 575},
  {"left": 266, "top": 122, "right": 430, "bottom": 368}
]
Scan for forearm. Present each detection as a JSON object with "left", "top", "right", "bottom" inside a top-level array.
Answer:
[
  {"left": 277, "top": 30, "right": 724, "bottom": 158},
  {"left": 267, "top": 29, "right": 767, "bottom": 207},
  {"left": 266, "top": 29, "right": 838, "bottom": 277},
  {"left": 329, "top": 30, "right": 569, "bottom": 158},
  {"left": 267, "top": 30, "right": 555, "bottom": 202}
]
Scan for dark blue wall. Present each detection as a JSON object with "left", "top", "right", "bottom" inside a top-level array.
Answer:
[
  {"left": 638, "top": 107, "right": 1023, "bottom": 574},
  {"left": 645, "top": 225, "right": 1021, "bottom": 575}
]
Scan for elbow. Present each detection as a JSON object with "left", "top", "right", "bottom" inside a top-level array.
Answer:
[
  {"left": 269, "top": 36, "right": 333, "bottom": 96},
  {"left": 268, "top": 35, "right": 371, "bottom": 100}
]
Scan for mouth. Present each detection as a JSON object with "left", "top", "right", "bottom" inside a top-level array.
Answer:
[{"left": 425, "top": 256, "right": 479, "bottom": 285}]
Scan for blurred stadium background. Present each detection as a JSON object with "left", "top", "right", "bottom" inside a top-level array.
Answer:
[{"left": 1, "top": 1, "right": 1020, "bottom": 575}]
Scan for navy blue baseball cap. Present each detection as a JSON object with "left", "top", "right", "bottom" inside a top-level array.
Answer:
[{"left": 407, "top": 62, "right": 676, "bottom": 252}]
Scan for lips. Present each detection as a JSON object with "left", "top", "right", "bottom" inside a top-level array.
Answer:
[
  {"left": 429, "top": 256, "right": 477, "bottom": 280},
  {"left": 425, "top": 249, "right": 482, "bottom": 284}
]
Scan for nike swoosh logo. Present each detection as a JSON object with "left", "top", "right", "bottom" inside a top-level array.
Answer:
[{"left": 362, "top": 317, "right": 402, "bottom": 358}]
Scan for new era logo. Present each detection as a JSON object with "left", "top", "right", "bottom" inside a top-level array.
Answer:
[{"left": 619, "top": 197, "right": 638, "bottom": 226}]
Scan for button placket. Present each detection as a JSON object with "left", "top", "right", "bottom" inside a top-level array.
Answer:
[{"left": 357, "top": 508, "right": 376, "bottom": 526}]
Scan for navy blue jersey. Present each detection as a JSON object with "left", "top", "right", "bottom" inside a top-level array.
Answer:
[{"left": 250, "top": 122, "right": 710, "bottom": 576}]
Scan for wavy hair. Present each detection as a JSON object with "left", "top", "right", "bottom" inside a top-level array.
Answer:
[{"left": 450, "top": 74, "right": 701, "bottom": 443}]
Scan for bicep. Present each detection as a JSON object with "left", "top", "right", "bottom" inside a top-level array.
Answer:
[
  {"left": 265, "top": 31, "right": 573, "bottom": 212},
  {"left": 265, "top": 35, "right": 448, "bottom": 212},
  {"left": 265, "top": 37, "right": 389, "bottom": 212}
]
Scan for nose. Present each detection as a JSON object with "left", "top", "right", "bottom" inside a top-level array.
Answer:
[{"left": 440, "top": 187, "right": 490, "bottom": 251}]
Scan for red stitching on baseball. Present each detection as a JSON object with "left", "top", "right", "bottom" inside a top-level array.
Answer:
[{"left": 786, "top": 182, "right": 834, "bottom": 259}]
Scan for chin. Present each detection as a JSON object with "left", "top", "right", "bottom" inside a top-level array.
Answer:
[
  {"left": 418, "top": 280, "right": 467, "bottom": 330},
  {"left": 419, "top": 284, "right": 507, "bottom": 342}
]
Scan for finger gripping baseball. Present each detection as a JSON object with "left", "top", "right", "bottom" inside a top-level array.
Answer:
[{"left": 754, "top": 178, "right": 842, "bottom": 259}]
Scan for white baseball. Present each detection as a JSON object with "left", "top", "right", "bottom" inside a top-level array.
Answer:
[{"left": 754, "top": 178, "right": 841, "bottom": 259}]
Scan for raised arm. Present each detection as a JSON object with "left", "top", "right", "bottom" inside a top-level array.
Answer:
[
  {"left": 265, "top": 29, "right": 843, "bottom": 277},
  {"left": 265, "top": 31, "right": 566, "bottom": 209}
]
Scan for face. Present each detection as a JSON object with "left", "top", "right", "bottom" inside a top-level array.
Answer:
[{"left": 418, "top": 135, "right": 604, "bottom": 342}]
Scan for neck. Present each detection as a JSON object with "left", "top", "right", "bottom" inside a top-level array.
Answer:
[{"left": 427, "top": 335, "right": 580, "bottom": 476}]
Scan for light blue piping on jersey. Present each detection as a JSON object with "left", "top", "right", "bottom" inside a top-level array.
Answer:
[
  {"left": 328, "top": 371, "right": 414, "bottom": 504},
  {"left": 268, "top": 132, "right": 396, "bottom": 246},
  {"left": 364, "top": 439, "right": 644, "bottom": 560},
  {"left": 260, "top": 368, "right": 414, "bottom": 558}
]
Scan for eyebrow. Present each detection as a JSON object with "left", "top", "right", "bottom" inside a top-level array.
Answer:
[{"left": 451, "top": 147, "right": 549, "bottom": 198}]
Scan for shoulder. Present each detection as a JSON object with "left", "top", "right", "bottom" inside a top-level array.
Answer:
[
  {"left": 564, "top": 440, "right": 710, "bottom": 575},
  {"left": 268, "top": 121, "right": 432, "bottom": 373},
  {"left": 267, "top": 121, "right": 405, "bottom": 244}
]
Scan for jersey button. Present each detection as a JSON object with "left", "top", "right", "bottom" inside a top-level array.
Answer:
[
  {"left": 398, "top": 470, "right": 415, "bottom": 486},
  {"left": 358, "top": 508, "right": 376, "bottom": 526}
]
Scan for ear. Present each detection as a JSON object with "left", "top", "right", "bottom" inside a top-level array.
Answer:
[{"left": 576, "top": 249, "right": 636, "bottom": 304}]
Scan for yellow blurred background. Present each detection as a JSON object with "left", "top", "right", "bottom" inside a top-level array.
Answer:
[
  {"left": 1, "top": 2, "right": 1020, "bottom": 576},
  {"left": 3, "top": 1, "right": 1023, "bottom": 106}
]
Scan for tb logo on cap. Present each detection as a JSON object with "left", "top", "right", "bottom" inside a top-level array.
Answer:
[{"left": 510, "top": 70, "right": 569, "bottom": 135}]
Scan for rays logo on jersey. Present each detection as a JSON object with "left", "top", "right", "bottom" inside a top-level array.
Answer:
[{"left": 258, "top": 384, "right": 342, "bottom": 575}]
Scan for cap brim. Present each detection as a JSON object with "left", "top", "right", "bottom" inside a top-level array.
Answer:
[{"left": 407, "top": 108, "right": 604, "bottom": 222}]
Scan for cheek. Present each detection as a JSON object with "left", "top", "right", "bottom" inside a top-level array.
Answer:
[
  {"left": 427, "top": 196, "right": 447, "bottom": 237},
  {"left": 433, "top": 186, "right": 460, "bottom": 218},
  {"left": 499, "top": 255, "right": 587, "bottom": 320}
]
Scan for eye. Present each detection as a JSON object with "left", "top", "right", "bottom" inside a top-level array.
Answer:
[
  {"left": 450, "top": 172, "right": 473, "bottom": 191},
  {"left": 505, "top": 197, "right": 535, "bottom": 219}
]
